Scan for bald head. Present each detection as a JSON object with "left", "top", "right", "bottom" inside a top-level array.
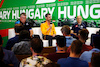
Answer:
[{"left": 77, "top": 16, "right": 82, "bottom": 24}]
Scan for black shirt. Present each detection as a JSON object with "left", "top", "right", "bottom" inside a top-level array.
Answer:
[
  {"left": 15, "top": 20, "right": 32, "bottom": 31},
  {"left": 72, "top": 22, "right": 86, "bottom": 35},
  {"left": 20, "top": 21, "right": 32, "bottom": 31}
]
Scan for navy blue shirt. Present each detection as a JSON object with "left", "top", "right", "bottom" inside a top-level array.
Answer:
[
  {"left": 3, "top": 48, "right": 19, "bottom": 67},
  {"left": 15, "top": 20, "right": 32, "bottom": 31},
  {"left": 57, "top": 57, "right": 89, "bottom": 67},
  {"left": 5, "top": 35, "right": 19, "bottom": 50},
  {"left": 72, "top": 22, "right": 86, "bottom": 35}
]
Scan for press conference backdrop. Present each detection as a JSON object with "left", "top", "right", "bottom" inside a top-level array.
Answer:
[{"left": 0, "top": 0, "right": 100, "bottom": 47}]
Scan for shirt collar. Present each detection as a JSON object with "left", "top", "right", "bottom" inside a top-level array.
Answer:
[
  {"left": 20, "top": 21, "right": 27, "bottom": 25},
  {"left": 15, "top": 35, "right": 19, "bottom": 37},
  {"left": 68, "top": 57, "right": 79, "bottom": 59},
  {"left": 45, "top": 21, "right": 50, "bottom": 27},
  {"left": 76, "top": 22, "right": 83, "bottom": 25},
  {"left": 91, "top": 48, "right": 100, "bottom": 52},
  {"left": 65, "top": 36, "right": 73, "bottom": 39}
]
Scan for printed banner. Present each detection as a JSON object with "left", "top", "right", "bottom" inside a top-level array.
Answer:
[{"left": 0, "top": 0, "right": 100, "bottom": 27}]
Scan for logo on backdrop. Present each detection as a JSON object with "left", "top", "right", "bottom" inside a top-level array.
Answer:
[
  {"left": 58, "top": 0, "right": 64, "bottom": 1},
  {"left": 0, "top": 0, "right": 4, "bottom": 8},
  {"left": 36, "top": 0, "right": 56, "bottom": 4}
]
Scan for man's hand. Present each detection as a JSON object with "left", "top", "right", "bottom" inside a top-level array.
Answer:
[
  {"left": 53, "top": 34, "right": 56, "bottom": 37},
  {"left": 50, "top": 24, "right": 52, "bottom": 27},
  {"left": 71, "top": 30, "right": 77, "bottom": 35},
  {"left": 47, "top": 25, "right": 52, "bottom": 31},
  {"left": 30, "top": 29, "right": 33, "bottom": 38}
]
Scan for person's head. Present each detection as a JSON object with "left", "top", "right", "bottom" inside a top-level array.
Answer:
[
  {"left": 20, "top": 13, "right": 26, "bottom": 24},
  {"left": 70, "top": 40, "right": 83, "bottom": 55},
  {"left": 91, "top": 52, "right": 100, "bottom": 67},
  {"left": 14, "top": 24, "right": 24, "bottom": 33},
  {"left": 0, "top": 47, "right": 4, "bottom": 61},
  {"left": 77, "top": 16, "right": 82, "bottom": 24},
  {"left": 0, "top": 35, "right": 2, "bottom": 46},
  {"left": 96, "top": 30, "right": 100, "bottom": 35},
  {"left": 30, "top": 38, "right": 43, "bottom": 53},
  {"left": 78, "top": 29, "right": 89, "bottom": 41},
  {"left": 19, "top": 30, "right": 31, "bottom": 41},
  {"left": 56, "top": 36, "right": 66, "bottom": 48},
  {"left": 45, "top": 13, "right": 51, "bottom": 22},
  {"left": 93, "top": 36, "right": 100, "bottom": 49},
  {"left": 61, "top": 25, "right": 70, "bottom": 36}
]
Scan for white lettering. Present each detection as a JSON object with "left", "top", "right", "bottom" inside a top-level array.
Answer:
[
  {"left": 34, "top": 8, "right": 40, "bottom": 19},
  {"left": 41, "top": 8, "right": 48, "bottom": 19},
  {"left": 68, "top": 6, "right": 76, "bottom": 18},
  {"left": 90, "top": 4, "right": 100, "bottom": 19},
  {"left": 12, "top": 10, "right": 18, "bottom": 19},
  {"left": 0, "top": 11, "right": 2, "bottom": 19},
  {"left": 2, "top": 11, "right": 7, "bottom": 19},
  {"left": 48, "top": 7, "right": 55, "bottom": 18},
  {"left": 29, "top": 9, "right": 34, "bottom": 19},
  {"left": 77, "top": 5, "right": 89, "bottom": 19},
  {"left": 7, "top": 11, "right": 11, "bottom": 19},
  {"left": 58, "top": 6, "right": 66, "bottom": 18}
]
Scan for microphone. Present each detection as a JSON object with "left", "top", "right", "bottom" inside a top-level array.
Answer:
[{"left": 50, "top": 22, "right": 52, "bottom": 27}]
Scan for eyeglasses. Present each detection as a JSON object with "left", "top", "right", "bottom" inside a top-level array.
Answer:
[{"left": 20, "top": 17, "right": 26, "bottom": 19}]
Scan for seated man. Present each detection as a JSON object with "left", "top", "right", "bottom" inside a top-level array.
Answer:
[
  {"left": 0, "top": 35, "right": 19, "bottom": 67},
  {"left": 80, "top": 36, "right": 100, "bottom": 62},
  {"left": 12, "top": 30, "right": 31, "bottom": 55},
  {"left": 41, "top": 13, "right": 56, "bottom": 46},
  {"left": 15, "top": 13, "right": 33, "bottom": 37},
  {"left": 67, "top": 29, "right": 93, "bottom": 54},
  {"left": 71, "top": 16, "right": 86, "bottom": 39},
  {"left": 5, "top": 24, "right": 24, "bottom": 50},
  {"left": 20, "top": 38, "right": 51, "bottom": 67},
  {"left": 61, "top": 25, "right": 76, "bottom": 47},
  {"left": 57, "top": 40, "right": 89, "bottom": 67},
  {"left": 47, "top": 36, "right": 69, "bottom": 62},
  {"left": 0, "top": 47, "right": 10, "bottom": 67}
]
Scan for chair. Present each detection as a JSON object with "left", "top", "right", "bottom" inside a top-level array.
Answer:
[
  {"left": 16, "top": 55, "right": 31, "bottom": 62},
  {"left": 41, "top": 47, "right": 56, "bottom": 54},
  {"left": 41, "top": 47, "right": 56, "bottom": 57}
]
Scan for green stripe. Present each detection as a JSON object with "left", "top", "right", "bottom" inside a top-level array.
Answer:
[
  {"left": 2, "top": 36, "right": 8, "bottom": 47},
  {"left": 0, "top": 22, "right": 14, "bottom": 30}
]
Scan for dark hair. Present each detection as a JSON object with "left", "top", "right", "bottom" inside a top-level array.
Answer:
[
  {"left": 0, "top": 47, "right": 4, "bottom": 61},
  {"left": 79, "top": 29, "right": 89, "bottom": 40},
  {"left": 96, "top": 30, "right": 100, "bottom": 35},
  {"left": 45, "top": 13, "right": 51, "bottom": 17},
  {"left": 19, "top": 30, "right": 31, "bottom": 41},
  {"left": 31, "top": 38, "right": 43, "bottom": 53},
  {"left": 14, "top": 24, "right": 24, "bottom": 33},
  {"left": 56, "top": 36, "right": 66, "bottom": 47},
  {"left": 71, "top": 40, "right": 83, "bottom": 55},
  {"left": 20, "top": 13, "right": 26, "bottom": 17},
  {"left": 91, "top": 52, "right": 100, "bottom": 67},
  {"left": 0, "top": 35, "right": 2, "bottom": 45},
  {"left": 93, "top": 36, "right": 100, "bottom": 49},
  {"left": 44, "top": 63, "right": 60, "bottom": 67},
  {"left": 61, "top": 25, "right": 71, "bottom": 35}
]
